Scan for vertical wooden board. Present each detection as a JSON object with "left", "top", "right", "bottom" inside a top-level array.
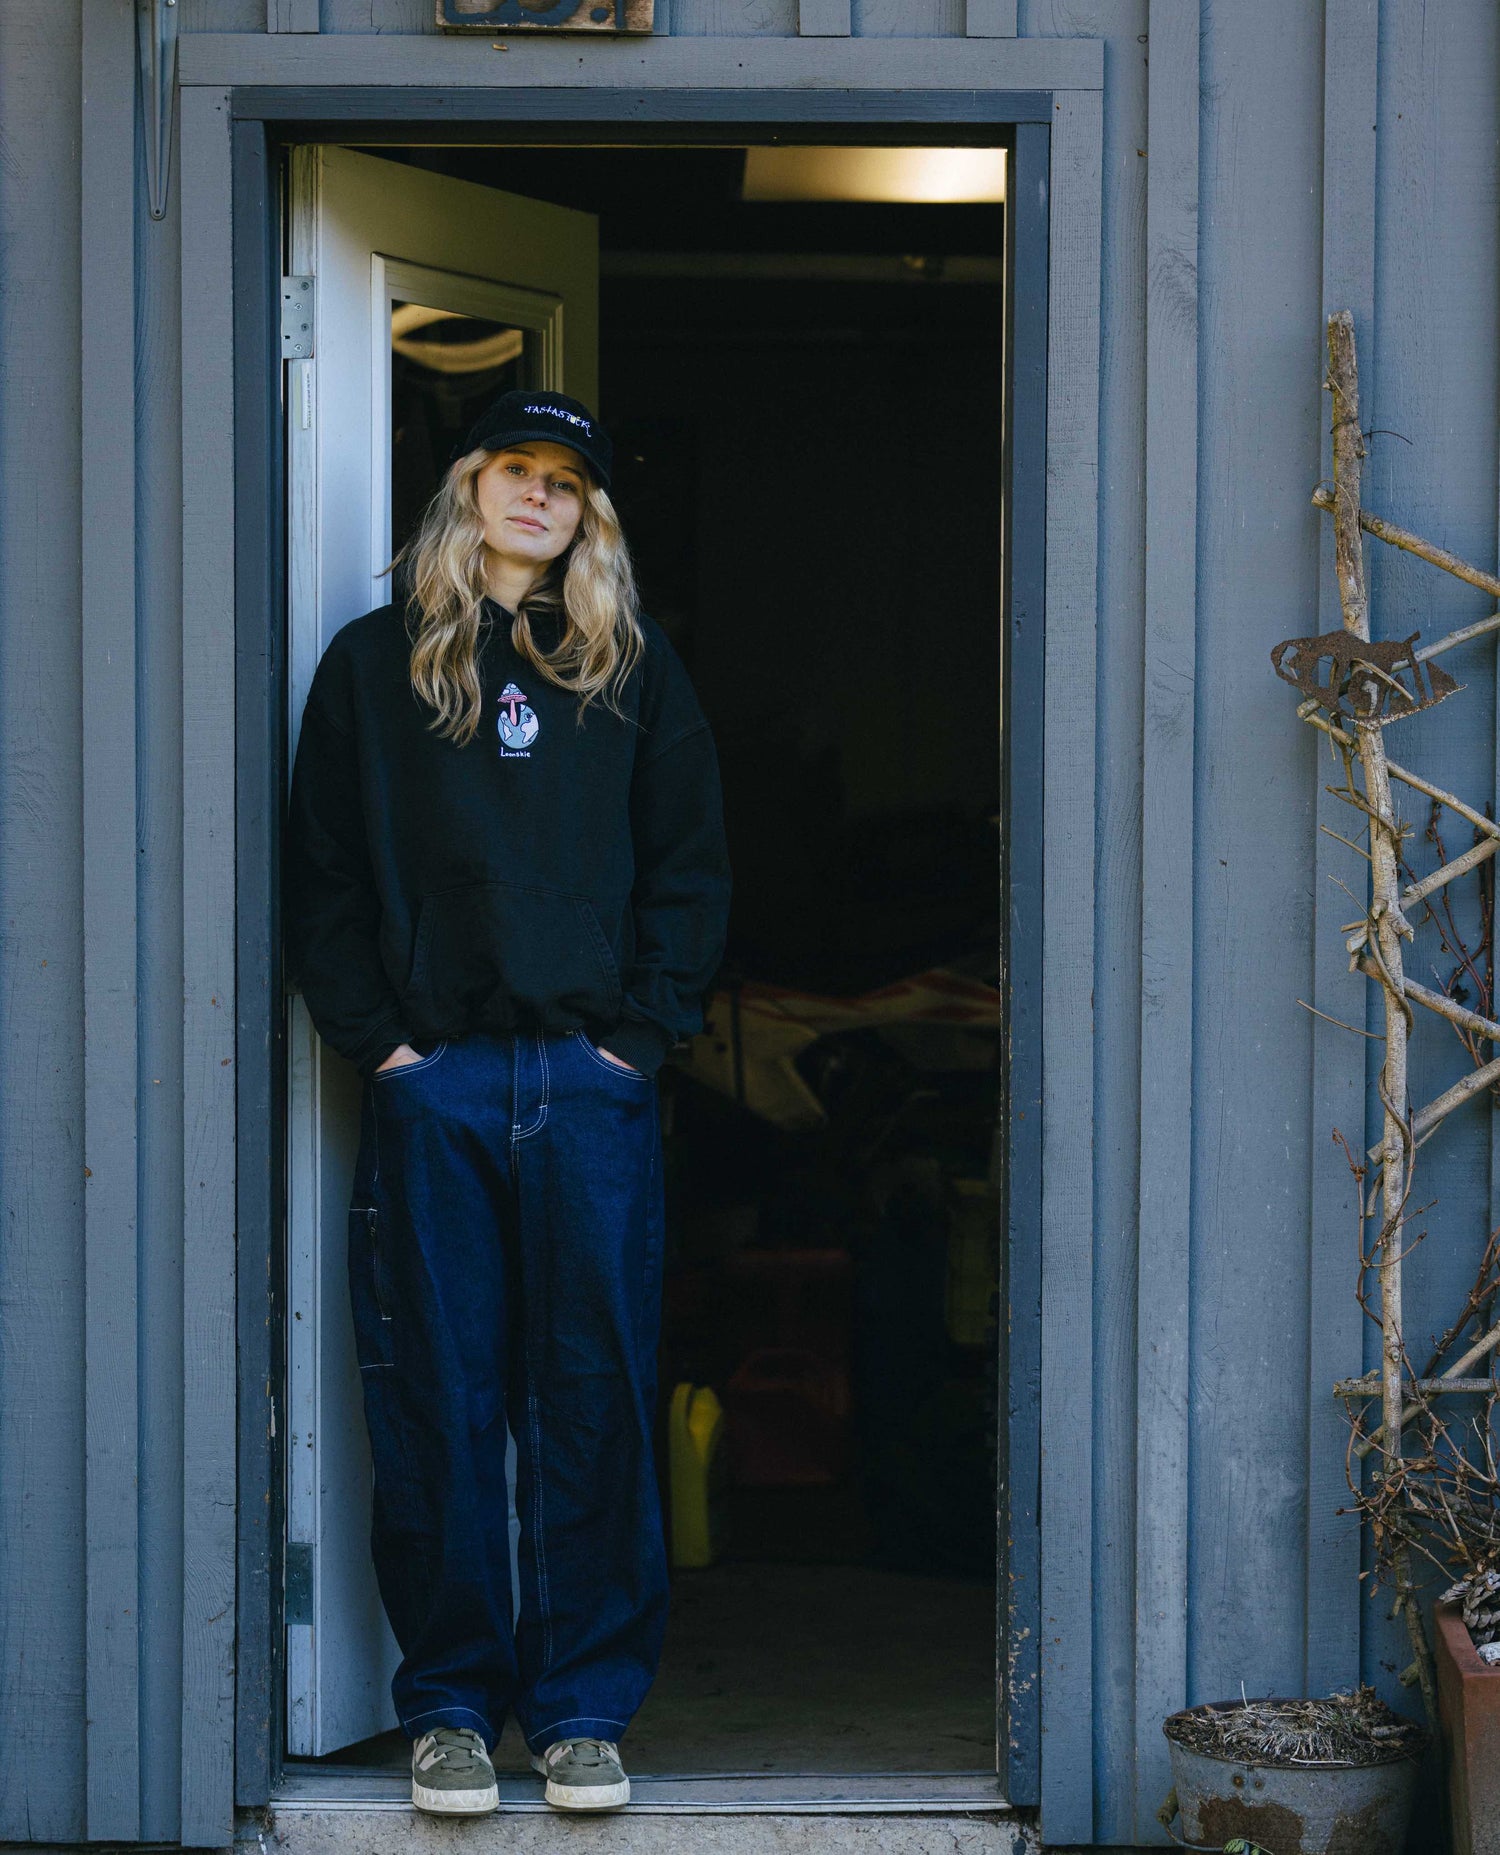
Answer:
[
  {"left": 0, "top": 3, "right": 89, "bottom": 1844},
  {"left": 80, "top": 0, "right": 141, "bottom": 1840},
  {"left": 268, "top": 0, "right": 322, "bottom": 29},
  {"left": 1188, "top": 0, "right": 1325, "bottom": 1720},
  {"left": 1038, "top": 86, "right": 1102, "bottom": 1849},
  {"left": 178, "top": 84, "right": 239, "bottom": 1851},
  {"left": 180, "top": 0, "right": 267, "bottom": 26},
  {"left": 798, "top": 0, "right": 850, "bottom": 31},
  {"left": 320, "top": 0, "right": 430, "bottom": 28},
  {"left": 136, "top": 102, "right": 189, "bottom": 1845},
  {"left": 1002, "top": 117, "right": 1049, "bottom": 1813},
  {"left": 233, "top": 117, "right": 283, "bottom": 1811},
  {"left": 1304, "top": 0, "right": 1378, "bottom": 1703},
  {"left": 665, "top": 0, "right": 800, "bottom": 33},
  {"left": 1362, "top": 0, "right": 1500, "bottom": 1700},
  {"left": 1133, "top": 0, "right": 1197, "bottom": 1834},
  {"left": 1076, "top": 7, "right": 1148, "bottom": 1843},
  {"left": 852, "top": 0, "right": 962, "bottom": 36},
  {"left": 967, "top": 0, "right": 1018, "bottom": 34}
]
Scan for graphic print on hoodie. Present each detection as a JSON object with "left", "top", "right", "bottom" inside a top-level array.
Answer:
[{"left": 282, "top": 599, "right": 732, "bottom": 1081}]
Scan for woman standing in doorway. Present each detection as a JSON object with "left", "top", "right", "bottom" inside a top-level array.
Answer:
[{"left": 283, "top": 390, "right": 732, "bottom": 1817}]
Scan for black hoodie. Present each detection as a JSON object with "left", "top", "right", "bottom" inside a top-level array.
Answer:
[{"left": 282, "top": 598, "right": 732, "bottom": 1080}]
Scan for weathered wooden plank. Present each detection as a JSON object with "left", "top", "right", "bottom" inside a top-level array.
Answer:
[
  {"left": 80, "top": 1, "right": 141, "bottom": 1840},
  {"left": 1001, "top": 116, "right": 1049, "bottom": 1813},
  {"left": 852, "top": 0, "right": 961, "bottom": 32},
  {"left": 177, "top": 84, "right": 239, "bottom": 1851},
  {"left": 1362, "top": 0, "right": 1500, "bottom": 1701},
  {"left": 321, "top": 0, "right": 429, "bottom": 26},
  {"left": 135, "top": 96, "right": 189, "bottom": 1845},
  {"left": 1189, "top": 0, "right": 1326, "bottom": 1727},
  {"left": 798, "top": 0, "right": 850, "bottom": 32},
  {"left": 179, "top": 29, "right": 1104, "bottom": 84},
  {"left": 232, "top": 116, "right": 283, "bottom": 1811},
  {"left": 1305, "top": 0, "right": 1377, "bottom": 1703},
  {"left": 181, "top": 0, "right": 265, "bottom": 25},
  {"left": 1134, "top": 0, "right": 1197, "bottom": 1835},
  {"left": 268, "top": 0, "right": 322, "bottom": 29},
  {"left": 0, "top": 4, "right": 89, "bottom": 1844},
  {"left": 1038, "top": 86, "right": 1103, "bottom": 1849},
  {"left": 965, "top": 0, "right": 1016, "bottom": 34},
  {"left": 1052, "top": 6, "right": 1148, "bottom": 1840},
  {"left": 666, "top": 0, "right": 799, "bottom": 30}
]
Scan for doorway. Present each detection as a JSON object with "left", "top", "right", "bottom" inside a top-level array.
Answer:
[{"left": 282, "top": 135, "right": 1008, "bottom": 1802}]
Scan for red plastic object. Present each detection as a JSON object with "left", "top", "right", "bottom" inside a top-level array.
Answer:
[
  {"left": 723, "top": 1346, "right": 851, "bottom": 1486},
  {"left": 1436, "top": 1600, "right": 1500, "bottom": 1855},
  {"left": 725, "top": 1247, "right": 853, "bottom": 1368}
]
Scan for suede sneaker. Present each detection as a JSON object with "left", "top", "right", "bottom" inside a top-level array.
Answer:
[
  {"left": 411, "top": 1726, "right": 499, "bottom": 1814},
  {"left": 529, "top": 1737, "right": 631, "bottom": 1810}
]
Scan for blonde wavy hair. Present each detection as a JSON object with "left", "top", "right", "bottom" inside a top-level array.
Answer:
[{"left": 390, "top": 445, "right": 645, "bottom": 746}]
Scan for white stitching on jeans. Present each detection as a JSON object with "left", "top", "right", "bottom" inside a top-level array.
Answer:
[{"left": 511, "top": 1030, "right": 550, "bottom": 1142}]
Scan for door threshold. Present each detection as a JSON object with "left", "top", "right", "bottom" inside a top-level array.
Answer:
[{"left": 273, "top": 1768, "right": 1011, "bottom": 1814}]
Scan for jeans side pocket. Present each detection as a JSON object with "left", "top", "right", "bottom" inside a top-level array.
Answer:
[
  {"left": 348, "top": 1203, "right": 395, "bottom": 1370},
  {"left": 366, "top": 1205, "right": 397, "bottom": 1322}
]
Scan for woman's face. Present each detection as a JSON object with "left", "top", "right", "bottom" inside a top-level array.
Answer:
[{"left": 474, "top": 441, "right": 587, "bottom": 582}]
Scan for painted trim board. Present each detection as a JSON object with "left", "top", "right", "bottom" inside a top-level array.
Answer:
[
  {"left": 179, "top": 33, "right": 1103, "bottom": 88},
  {"left": 1134, "top": 0, "right": 1199, "bottom": 1838},
  {"left": 179, "top": 84, "right": 240, "bottom": 1853},
  {"left": 81, "top": 0, "right": 142, "bottom": 1830}
]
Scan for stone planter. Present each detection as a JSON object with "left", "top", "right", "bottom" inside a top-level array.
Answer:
[{"left": 1435, "top": 1600, "right": 1500, "bottom": 1855}]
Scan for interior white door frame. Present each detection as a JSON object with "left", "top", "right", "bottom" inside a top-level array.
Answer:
[{"left": 369, "top": 255, "right": 564, "bottom": 578}]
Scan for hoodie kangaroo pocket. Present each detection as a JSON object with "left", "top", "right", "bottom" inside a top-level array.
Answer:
[{"left": 405, "top": 879, "right": 622, "bottom": 1030}]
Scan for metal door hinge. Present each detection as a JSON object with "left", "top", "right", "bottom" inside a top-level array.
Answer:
[
  {"left": 285, "top": 1539, "right": 314, "bottom": 1625},
  {"left": 281, "top": 276, "right": 315, "bottom": 359}
]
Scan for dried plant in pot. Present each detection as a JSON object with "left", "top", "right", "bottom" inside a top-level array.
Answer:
[{"left": 1157, "top": 1691, "right": 1427, "bottom": 1855}]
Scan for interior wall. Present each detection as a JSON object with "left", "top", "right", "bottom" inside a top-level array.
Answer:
[{"left": 601, "top": 270, "right": 1002, "bottom": 992}]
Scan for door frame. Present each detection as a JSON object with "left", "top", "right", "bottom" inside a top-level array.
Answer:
[{"left": 215, "top": 59, "right": 1102, "bottom": 1834}]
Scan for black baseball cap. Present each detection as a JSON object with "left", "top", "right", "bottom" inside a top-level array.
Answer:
[{"left": 455, "top": 388, "right": 613, "bottom": 490}]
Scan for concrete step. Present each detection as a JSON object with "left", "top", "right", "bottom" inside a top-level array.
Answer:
[{"left": 252, "top": 1808, "right": 1037, "bottom": 1855}]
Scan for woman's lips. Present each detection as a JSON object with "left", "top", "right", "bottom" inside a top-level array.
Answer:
[{"left": 509, "top": 515, "right": 545, "bottom": 532}]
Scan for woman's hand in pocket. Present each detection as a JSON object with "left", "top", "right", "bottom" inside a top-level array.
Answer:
[
  {"left": 596, "top": 1045, "right": 641, "bottom": 1074},
  {"left": 376, "top": 1043, "right": 424, "bottom": 1075}
]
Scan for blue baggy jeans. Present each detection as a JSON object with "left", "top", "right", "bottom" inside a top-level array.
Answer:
[{"left": 346, "top": 1025, "right": 668, "bottom": 1755}]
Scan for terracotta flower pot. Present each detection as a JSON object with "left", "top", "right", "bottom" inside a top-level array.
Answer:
[{"left": 1435, "top": 1600, "right": 1500, "bottom": 1855}]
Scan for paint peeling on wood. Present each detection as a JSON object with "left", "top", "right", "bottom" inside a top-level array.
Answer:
[{"left": 437, "top": 0, "right": 653, "bottom": 30}]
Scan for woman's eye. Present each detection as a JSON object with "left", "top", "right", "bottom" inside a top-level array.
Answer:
[
  {"left": 505, "top": 463, "right": 526, "bottom": 476},
  {"left": 551, "top": 480, "right": 578, "bottom": 494}
]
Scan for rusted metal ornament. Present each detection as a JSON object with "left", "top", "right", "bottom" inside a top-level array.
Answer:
[{"left": 1271, "top": 626, "right": 1460, "bottom": 723}]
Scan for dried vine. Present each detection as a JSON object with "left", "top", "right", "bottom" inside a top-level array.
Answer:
[{"left": 1277, "top": 311, "right": 1500, "bottom": 1724}]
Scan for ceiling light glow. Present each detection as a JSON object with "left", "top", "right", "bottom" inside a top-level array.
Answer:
[{"left": 741, "top": 146, "right": 1006, "bottom": 205}]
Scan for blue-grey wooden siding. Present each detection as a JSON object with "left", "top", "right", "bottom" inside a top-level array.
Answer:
[{"left": 2, "top": 0, "right": 1498, "bottom": 1845}]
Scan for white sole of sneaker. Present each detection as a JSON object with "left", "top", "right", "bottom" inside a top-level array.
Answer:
[
  {"left": 412, "top": 1780, "right": 500, "bottom": 1815},
  {"left": 543, "top": 1777, "right": 630, "bottom": 1811},
  {"left": 529, "top": 1754, "right": 630, "bottom": 1811}
]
